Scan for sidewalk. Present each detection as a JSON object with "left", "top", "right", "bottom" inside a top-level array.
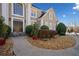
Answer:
[{"left": 11, "top": 36, "right": 79, "bottom": 56}]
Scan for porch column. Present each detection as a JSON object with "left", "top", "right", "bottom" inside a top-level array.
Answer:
[
  {"left": 23, "top": 20, "right": 25, "bottom": 32},
  {"left": 2, "top": 3, "right": 9, "bottom": 25},
  {"left": 11, "top": 18, "right": 13, "bottom": 32},
  {"left": 26, "top": 4, "right": 31, "bottom": 25}
]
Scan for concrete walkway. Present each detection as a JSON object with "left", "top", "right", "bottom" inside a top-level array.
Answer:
[{"left": 11, "top": 36, "right": 79, "bottom": 56}]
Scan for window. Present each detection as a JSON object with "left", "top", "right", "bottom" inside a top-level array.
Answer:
[
  {"left": 31, "top": 8, "right": 37, "bottom": 17},
  {"left": 13, "top": 3, "right": 23, "bottom": 16},
  {"left": 31, "top": 12, "right": 36, "bottom": 17}
]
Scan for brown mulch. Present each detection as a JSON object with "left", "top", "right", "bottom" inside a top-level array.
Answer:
[
  {"left": 0, "top": 39, "right": 14, "bottom": 56},
  {"left": 27, "top": 35, "right": 76, "bottom": 50}
]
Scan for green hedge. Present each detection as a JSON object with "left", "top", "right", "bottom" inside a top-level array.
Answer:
[
  {"left": 56, "top": 23, "right": 66, "bottom": 35},
  {"left": 25, "top": 25, "right": 34, "bottom": 36},
  {"left": 25, "top": 24, "right": 39, "bottom": 37},
  {"left": 40, "top": 25, "right": 49, "bottom": 30}
]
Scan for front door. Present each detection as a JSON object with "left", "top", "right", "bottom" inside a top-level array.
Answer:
[{"left": 13, "top": 21, "right": 23, "bottom": 32}]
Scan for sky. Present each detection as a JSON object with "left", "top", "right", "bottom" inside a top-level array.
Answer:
[{"left": 33, "top": 3, "right": 79, "bottom": 26}]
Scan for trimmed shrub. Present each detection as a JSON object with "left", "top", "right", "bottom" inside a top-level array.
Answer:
[
  {"left": 4, "top": 25, "right": 11, "bottom": 39},
  {"left": 2, "top": 24, "right": 8, "bottom": 39},
  {"left": 7, "top": 25, "right": 11, "bottom": 35},
  {"left": 1, "top": 24, "right": 11, "bottom": 39},
  {"left": 40, "top": 25, "right": 49, "bottom": 30},
  {"left": 38, "top": 30, "right": 57, "bottom": 38},
  {"left": 31, "top": 23, "right": 39, "bottom": 37},
  {"left": 31, "top": 29, "right": 38, "bottom": 36},
  {"left": 0, "top": 16, "right": 11, "bottom": 39},
  {"left": 0, "top": 16, "right": 4, "bottom": 24},
  {"left": 56, "top": 23, "right": 66, "bottom": 35},
  {"left": 38, "top": 30, "right": 50, "bottom": 41},
  {"left": 38, "top": 30, "right": 49, "bottom": 38},
  {"left": 49, "top": 30, "right": 57, "bottom": 37},
  {"left": 0, "top": 16, "right": 4, "bottom": 37},
  {"left": 25, "top": 24, "right": 39, "bottom": 37},
  {"left": 25, "top": 25, "right": 34, "bottom": 36}
]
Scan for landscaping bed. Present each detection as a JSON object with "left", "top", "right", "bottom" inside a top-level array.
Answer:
[
  {"left": 27, "top": 35, "right": 76, "bottom": 50},
  {"left": 0, "top": 39, "right": 14, "bottom": 56}
]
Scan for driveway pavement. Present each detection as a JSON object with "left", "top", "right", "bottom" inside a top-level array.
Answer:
[{"left": 11, "top": 36, "right": 79, "bottom": 56}]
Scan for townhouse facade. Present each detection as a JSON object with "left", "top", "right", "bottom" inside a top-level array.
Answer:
[{"left": 0, "top": 3, "right": 57, "bottom": 33}]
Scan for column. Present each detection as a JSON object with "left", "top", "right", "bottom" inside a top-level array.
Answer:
[
  {"left": 2, "top": 3, "right": 9, "bottom": 25},
  {"left": 26, "top": 4, "right": 31, "bottom": 25}
]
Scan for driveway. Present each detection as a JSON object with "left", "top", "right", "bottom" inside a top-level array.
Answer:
[{"left": 11, "top": 36, "right": 79, "bottom": 56}]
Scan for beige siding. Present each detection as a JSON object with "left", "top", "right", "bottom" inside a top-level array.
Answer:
[
  {"left": 37, "top": 9, "right": 42, "bottom": 18},
  {"left": 31, "top": 6, "right": 42, "bottom": 18},
  {"left": 41, "top": 8, "right": 57, "bottom": 30}
]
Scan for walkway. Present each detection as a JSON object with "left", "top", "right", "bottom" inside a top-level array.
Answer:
[{"left": 11, "top": 36, "right": 79, "bottom": 56}]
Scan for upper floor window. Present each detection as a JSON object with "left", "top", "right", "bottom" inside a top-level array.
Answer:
[
  {"left": 31, "top": 12, "right": 36, "bottom": 17},
  {"left": 31, "top": 8, "right": 37, "bottom": 18},
  {"left": 13, "top": 3, "right": 23, "bottom": 16}
]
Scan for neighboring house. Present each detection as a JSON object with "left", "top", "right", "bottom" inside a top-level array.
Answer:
[{"left": 0, "top": 3, "right": 57, "bottom": 33}]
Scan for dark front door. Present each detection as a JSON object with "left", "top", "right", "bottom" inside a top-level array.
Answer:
[{"left": 13, "top": 21, "right": 23, "bottom": 32}]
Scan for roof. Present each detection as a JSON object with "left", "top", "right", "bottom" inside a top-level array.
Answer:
[{"left": 38, "top": 11, "right": 46, "bottom": 18}]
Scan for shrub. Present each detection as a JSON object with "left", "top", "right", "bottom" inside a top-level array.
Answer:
[
  {"left": 1, "top": 24, "right": 11, "bottom": 39},
  {"left": 0, "top": 16, "right": 4, "bottom": 24},
  {"left": 25, "top": 24, "right": 39, "bottom": 37},
  {"left": 38, "top": 30, "right": 57, "bottom": 39},
  {"left": 49, "top": 30, "right": 57, "bottom": 37},
  {"left": 4, "top": 25, "right": 11, "bottom": 39},
  {"left": 2, "top": 24, "right": 8, "bottom": 39},
  {"left": 25, "top": 25, "right": 34, "bottom": 36},
  {"left": 0, "top": 16, "right": 11, "bottom": 39},
  {"left": 7, "top": 25, "right": 11, "bottom": 35},
  {"left": 38, "top": 30, "right": 50, "bottom": 41},
  {"left": 38, "top": 30, "right": 49, "bottom": 38},
  {"left": 40, "top": 25, "right": 49, "bottom": 30},
  {"left": 31, "top": 23, "right": 39, "bottom": 37},
  {"left": 31, "top": 29, "right": 38, "bottom": 36},
  {"left": 56, "top": 23, "right": 66, "bottom": 35},
  {"left": 0, "top": 16, "right": 4, "bottom": 37}
]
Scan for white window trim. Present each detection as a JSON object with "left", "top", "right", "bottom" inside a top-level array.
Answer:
[
  {"left": 12, "top": 3, "right": 24, "bottom": 17},
  {"left": 11, "top": 17, "right": 25, "bottom": 32}
]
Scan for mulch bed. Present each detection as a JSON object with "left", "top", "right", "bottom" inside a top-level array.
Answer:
[
  {"left": 0, "top": 39, "right": 14, "bottom": 56},
  {"left": 27, "top": 35, "right": 76, "bottom": 50}
]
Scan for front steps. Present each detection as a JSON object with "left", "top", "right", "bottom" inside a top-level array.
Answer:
[{"left": 10, "top": 32, "right": 26, "bottom": 37}]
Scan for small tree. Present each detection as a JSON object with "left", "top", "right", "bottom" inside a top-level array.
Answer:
[{"left": 56, "top": 23, "right": 66, "bottom": 35}]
